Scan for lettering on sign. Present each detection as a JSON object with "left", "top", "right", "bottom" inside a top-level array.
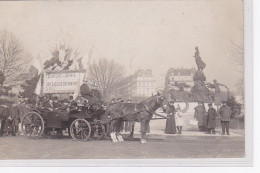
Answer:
[{"left": 43, "top": 71, "right": 85, "bottom": 94}]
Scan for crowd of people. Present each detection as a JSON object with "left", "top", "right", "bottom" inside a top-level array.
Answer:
[
  {"left": 0, "top": 101, "right": 31, "bottom": 137},
  {"left": 165, "top": 101, "right": 233, "bottom": 135},
  {"left": 1, "top": 79, "right": 234, "bottom": 138}
]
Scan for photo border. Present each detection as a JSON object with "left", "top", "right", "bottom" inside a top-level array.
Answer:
[{"left": 0, "top": 0, "right": 253, "bottom": 167}]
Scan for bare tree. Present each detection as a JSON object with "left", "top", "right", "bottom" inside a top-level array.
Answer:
[
  {"left": 229, "top": 25, "right": 244, "bottom": 73},
  {"left": 0, "top": 29, "right": 30, "bottom": 86},
  {"left": 88, "top": 58, "right": 125, "bottom": 100},
  {"left": 229, "top": 39, "right": 244, "bottom": 68},
  {"left": 229, "top": 25, "right": 244, "bottom": 102}
]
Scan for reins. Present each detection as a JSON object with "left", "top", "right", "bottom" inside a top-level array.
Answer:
[{"left": 107, "top": 96, "right": 163, "bottom": 122}]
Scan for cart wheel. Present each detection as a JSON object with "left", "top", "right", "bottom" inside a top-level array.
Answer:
[
  {"left": 91, "top": 123, "right": 106, "bottom": 140},
  {"left": 21, "top": 112, "right": 44, "bottom": 139},
  {"left": 70, "top": 119, "right": 91, "bottom": 142}
]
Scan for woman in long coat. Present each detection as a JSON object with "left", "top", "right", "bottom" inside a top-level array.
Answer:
[
  {"left": 0, "top": 105, "right": 10, "bottom": 136},
  {"left": 194, "top": 102, "right": 207, "bottom": 131},
  {"left": 165, "top": 101, "right": 176, "bottom": 134},
  {"left": 206, "top": 103, "right": 217, "bottom": 134}
]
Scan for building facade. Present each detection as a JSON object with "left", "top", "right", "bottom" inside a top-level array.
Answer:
[
  {"left": 165, "top": 67, "right": 196, "bottom": 92},
  {"left": 115, "top": 69, "right": 156, "bottom": 101}
]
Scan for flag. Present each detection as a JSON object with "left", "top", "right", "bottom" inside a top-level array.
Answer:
[
  {"left": 35, "top": 73, "right": 42, "bottom": 95},
  {"left": 73, "top": 77, "right": 81, "bottom": 99}
]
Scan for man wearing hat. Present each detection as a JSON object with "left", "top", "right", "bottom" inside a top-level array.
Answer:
[
  {"left": 219, "top": 101, "right": 232, "bottom": 135},
  {"left": 80, "top": 80, "right": 92, "bottom": 99},
  {"left": 194, "top": 101, "right": 207, "bottom": 132},
  {"left": 91, "top": 83, "right": 101, "bottom": 101},
  {"left": 206, "top": 103, "right": 217, "bottom": 134},
  {"left": 52, "top": 96, "right": 62, "bottom": 109}
]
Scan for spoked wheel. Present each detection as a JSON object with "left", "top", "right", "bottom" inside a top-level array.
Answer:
[
  {"left": 70, "top": 119, "right": 91, "bottom": 142},
  {"left": 91, "top": 122, "right": 106, "bottom": 140},
  {"left": 21, "top": 112, "right": 44, "bottom": 139}
]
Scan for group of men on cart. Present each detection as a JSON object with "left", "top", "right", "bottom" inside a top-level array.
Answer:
[
  {"left": 35, "top": 80, "right": 101, "bottom": 110},
  {"left": 0, "top": 79, "right": 102, "bottom": 137}
]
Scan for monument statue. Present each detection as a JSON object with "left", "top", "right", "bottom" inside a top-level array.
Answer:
[
  {"left": 194, "top": 46, "right": 206, "bottom": 71},
  {"left": 190, "top": 47, "right": 211, "bottom": 102},
  {"left": 166, "top": 81, "right": 190, "bottom": 102},
  {"left": 207, "top": 79, "right": 229, "bottom": 106}
]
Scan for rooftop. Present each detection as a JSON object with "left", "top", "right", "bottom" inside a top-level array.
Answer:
[{"left": 167, "top": 67, "right": 196, "bottom": 76}]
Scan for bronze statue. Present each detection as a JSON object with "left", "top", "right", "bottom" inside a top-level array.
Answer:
[
  {"left": 190, "top": 47, "right": 210, "bottom": 102},
  {"left": 194, "top": 47, "right": 206, "bottom": 71},
  {"left": 207, "top": 79, "right": 229, "bottom": 106}
]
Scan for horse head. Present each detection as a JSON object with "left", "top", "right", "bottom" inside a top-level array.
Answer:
[
  {"left": 143, "top": 92, "right": 165, "bottom": 112},
  {"left": 155, "top": 92, "right": 165, "bottom": 106}
]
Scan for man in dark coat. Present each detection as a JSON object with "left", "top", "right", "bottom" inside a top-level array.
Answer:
[
  {"left": 91, "top": 85, "right": 101, "bottom": 101},
  {"left": 165, "top": 101, "right": 176, "bottom": 134},
  {"left": 194, "top": 101, "right": 207, "bottom": 131},
  {"left": 80, "top": 80, "right": 91, "bottom": 98},
  {"left": 80, "top": 80, "right": 96, "bottom": 104},
  {"left": 219, "top": 101, "right": 232, "bottom": 135},
  {"left": 10, "top": 104, "right": 21, "bottom": 136},
  {"left": 206, "top": 103, "right": 217, "bottom": 134},
  {"left": 52, "top": 96, "right": 62, "bottom": 109},
  {"left": 67, "top": 95, "right": 77, "bottom": 113},
  {"left": 0, "top": 105, "right": 10, "bottom": 136},
  {"left": 45, "top": 98, "right": 55, "bottom": 111}
]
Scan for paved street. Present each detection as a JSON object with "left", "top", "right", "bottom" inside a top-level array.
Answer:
[
  {"left": 0, "top": 133, "right": 244, "bottom": 159},
  {"left": 0, "top": 113, "right": 245, "bottom": 159}
]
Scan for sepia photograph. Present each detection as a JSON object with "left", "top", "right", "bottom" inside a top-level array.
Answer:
[{"left": 0, "top": 0, "right": 252, "bottom": 166}]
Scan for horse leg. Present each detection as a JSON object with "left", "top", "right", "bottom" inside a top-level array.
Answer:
[
  {"left": 116, "top": 119, "right": 124, "bottom": 142},
  {"left": 140, "top": 120, "right": 147, "bottom": 143},
  {"left": 111, "top": 132, "right": 118, "bottom": 142},
  {"left": 110, "top": 120, "right": 118, "bottom": 143},
  {"left": 128, "top": 123, "right": 134, "bottom": 138}
]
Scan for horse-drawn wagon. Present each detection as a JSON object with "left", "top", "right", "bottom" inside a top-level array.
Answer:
[
  {"left": 21, "top": 98, "right": 106, "bottom": 142},
  {"left": 21, "top": 93, "right": 169, "bottom": 143}
]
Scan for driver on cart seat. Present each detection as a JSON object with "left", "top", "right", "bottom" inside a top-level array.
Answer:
[
  {"left": 53, "top": 96, "right": 62, "bottom": 108},
  {"left": 91, "top": 83, "right": 101, "bottom": 101},
  {"left": 45, "top": 96, "right": 62, "bottom": 111},
  {"left": 80, "top": 80, "right": 91, "bottom": 97},
  {"left": 80, "top": 80, "right": 95, "bottom": 104},
  {"left": 68, "top": 96, "right": 77, "bottom": 112}
]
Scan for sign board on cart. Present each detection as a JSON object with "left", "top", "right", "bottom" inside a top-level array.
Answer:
[{"left": 43, "top": 70, "right": 86, "bottom": 94}]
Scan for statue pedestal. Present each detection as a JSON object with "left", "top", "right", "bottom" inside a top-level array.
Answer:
[{"left": 190, "top": 70, "right": 212, "bottom": 102}]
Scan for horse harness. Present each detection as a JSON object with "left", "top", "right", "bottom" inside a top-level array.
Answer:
[{"left": 107, "top": 102, "right": 161, "bottom": 121}]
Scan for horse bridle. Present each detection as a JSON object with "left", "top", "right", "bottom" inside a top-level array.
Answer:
[{"left": 144, "top": 95, "right": 164, "bottom": 114}]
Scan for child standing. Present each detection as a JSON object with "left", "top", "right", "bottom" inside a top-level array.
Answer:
[{"left": 175, "top": 104, "right": 185, "bottom": 134}]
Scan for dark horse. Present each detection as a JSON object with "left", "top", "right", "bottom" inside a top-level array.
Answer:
[{"left": 105, "top": 93, "right": 165, "bottom": 143}]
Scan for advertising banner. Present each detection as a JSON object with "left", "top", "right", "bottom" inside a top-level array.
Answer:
[{"left": 43, "top": 70, "right": 86, "bottom": 94}]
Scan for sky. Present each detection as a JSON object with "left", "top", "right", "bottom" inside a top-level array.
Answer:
[{"left": 0, "top": 0, "right": 243, "bottom": 90}]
